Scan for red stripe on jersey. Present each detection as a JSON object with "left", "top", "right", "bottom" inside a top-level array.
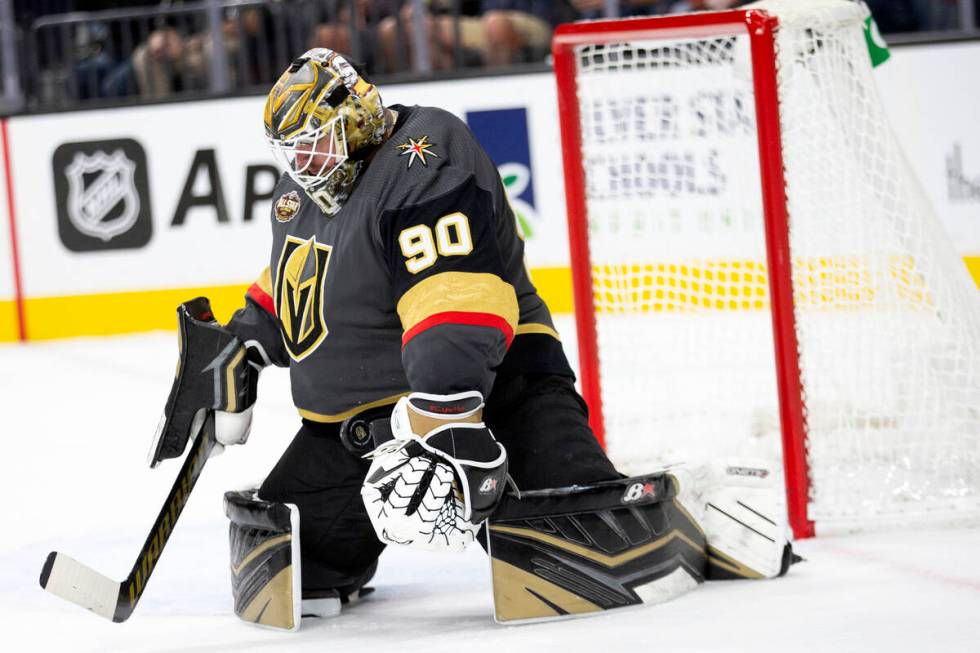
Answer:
[
  {"left": 402, "top": 311, "right": 515, "bottom": 348},
  {"left": 248, "top": 283, "right": 276, "bottom": 316}
]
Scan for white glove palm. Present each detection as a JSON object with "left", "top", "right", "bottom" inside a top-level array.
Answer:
[{"left": 360, "top": 392, "right": 508, "bottom": 552}]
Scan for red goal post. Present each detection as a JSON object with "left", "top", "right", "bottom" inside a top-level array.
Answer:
[
  {"left": 552, "top": 9, "right": 814, "bottom": 539},
  {"left": 552, "top": 0, "right": 980, "bottom": 540}
]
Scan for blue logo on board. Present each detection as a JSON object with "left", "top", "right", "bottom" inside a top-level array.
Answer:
[{"left": 465, "top": 108, "right": 538, "bottom": 238}]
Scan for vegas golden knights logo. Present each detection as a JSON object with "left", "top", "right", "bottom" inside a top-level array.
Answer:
[{"left": 275, "top": 235, "right": 332, "bottom": 361}]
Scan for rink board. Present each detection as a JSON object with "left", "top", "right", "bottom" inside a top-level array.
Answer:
[
  {"left": 0, "top": 42, "right": 978, "bottom": 341},
  {"left": 0, "top": 119, "right": 17, "bottom": 340}
]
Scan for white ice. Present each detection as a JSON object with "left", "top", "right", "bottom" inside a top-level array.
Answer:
[{"left": 1, "top": 321, "right": 979, "bottom": 652}]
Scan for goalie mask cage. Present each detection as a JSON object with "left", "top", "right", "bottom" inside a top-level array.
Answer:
[{"left": 553, "top": 0, "right": 980, "bottom": 538}]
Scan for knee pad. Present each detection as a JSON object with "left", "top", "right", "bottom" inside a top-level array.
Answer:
[{"left": 225, "top": 489, "right": 305, "bottom": 631}]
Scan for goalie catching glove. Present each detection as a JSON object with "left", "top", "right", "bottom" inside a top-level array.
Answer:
[{"left": 360, "top": 391, "right": 508, "bottom": 552}]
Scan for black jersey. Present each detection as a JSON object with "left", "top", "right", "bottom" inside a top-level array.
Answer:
[{"left": 227, "top": 104, "right": 572, "bottom": 422}]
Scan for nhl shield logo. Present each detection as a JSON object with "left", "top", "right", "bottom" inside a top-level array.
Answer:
[
  {"left": 65, "top": 150, "right": 141, "bottom": 241},
  {"left": 53, "top": 139, "right": 152, "bottom": 252}
]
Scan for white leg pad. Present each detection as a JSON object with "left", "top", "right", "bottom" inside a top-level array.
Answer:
[{"left": 677, "top": 459, "right": 791, "bottom": 579}]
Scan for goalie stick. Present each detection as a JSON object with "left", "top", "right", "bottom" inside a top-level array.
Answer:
[{"left": 39, "top": 411, "right": 217, "bottom": 622}]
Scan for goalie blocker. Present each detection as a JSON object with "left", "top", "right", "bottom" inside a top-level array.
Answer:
[{"left": 148, "top": 297, "right": 262, "bottom": 468}]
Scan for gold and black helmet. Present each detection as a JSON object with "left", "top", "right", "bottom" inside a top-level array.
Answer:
[{"left": 264, "top": 48, "right": 386, "bottom": 215}]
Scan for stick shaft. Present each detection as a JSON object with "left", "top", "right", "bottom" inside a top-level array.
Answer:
[
  {"left": 115, "top": 413, "right": 216, "bottom": 621},
  {"left": 39, "top": 412, "right": 216, "bottom": 623}
]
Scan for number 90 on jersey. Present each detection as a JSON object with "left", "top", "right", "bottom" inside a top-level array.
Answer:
[{"left": 398, "top": 212, "right": 474, "bottom": 274}]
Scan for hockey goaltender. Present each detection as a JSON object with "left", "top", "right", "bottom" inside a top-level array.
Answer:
[{"left": 41, "top": 48, "right": 799, "bottom": 630}]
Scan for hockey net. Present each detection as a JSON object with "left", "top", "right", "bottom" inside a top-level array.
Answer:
[{"left": 553, "top": 0, "right": 980, "bottom": 535}]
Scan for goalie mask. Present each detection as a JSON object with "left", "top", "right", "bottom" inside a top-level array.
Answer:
[{"left": 264, "top": 48, "right": 386, "bottom": 215}]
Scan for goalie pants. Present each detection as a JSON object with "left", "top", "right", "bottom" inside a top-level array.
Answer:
[{"left": 257, "top": 372, "right": 620, "bottom": 595}]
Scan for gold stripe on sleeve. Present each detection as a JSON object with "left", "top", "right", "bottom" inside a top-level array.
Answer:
[
  {"left": 255, "top": 267, "right": 274, "bottom": 296},
  {"left": 515, "top": 323, "right": 561, "bottom": 341},
  {"left": 224, "top": 345, "right": 246, "bottom": 412},
  {"left": 396, "top": 272, "right": 519, "bottom": 334}
]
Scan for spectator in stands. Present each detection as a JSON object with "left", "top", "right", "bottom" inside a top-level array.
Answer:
[
  {"left": 224, "top": 5, "right": 281, "bottom": 88},
  {"left": 667, "top": 0, "right": 743, "bottom": 13},
  {"left": 131, "top": 20, "right": 240, "bottom": 100},
  {"left": 311, "top": 0, "right": 365, "bottom": 57},
  {"left": 377, "top": 1, "right": 482, "bottom": 73},
  {"left": 378, "top": 1, "right": 573, "bottom": 72},
  {"left": 129, "top": 6, "right": 280, "bottom": 99},
  {"left": 478, "top": 1, "right": 569, "bottom": 66},
  {"left": 309, "top": 0, "right": 392, "bottom": 74},
  {"left": 72, "top": 21, "right": 136, "bottom": 99},
  {"left": 569, "top": 0, "right": 667, "bottom": 19},
  {"left": 131, "top": 26, "right": 193, "bottom": 98}
]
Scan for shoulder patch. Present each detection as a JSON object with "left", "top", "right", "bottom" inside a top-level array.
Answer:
[
  {"left": 275, "top": 191, "right": 301, "bottom": 223},
  {"left": 397, "top": 135, "right": 439, "bottom": 168}
]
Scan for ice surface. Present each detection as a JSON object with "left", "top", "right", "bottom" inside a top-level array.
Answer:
[{"left": 1, "top": 324, "right": 978, "bottom": 652}]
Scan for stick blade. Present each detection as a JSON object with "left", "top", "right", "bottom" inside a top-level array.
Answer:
[{"left": 40, "top": 551, "right": 121, "bottom": 621}]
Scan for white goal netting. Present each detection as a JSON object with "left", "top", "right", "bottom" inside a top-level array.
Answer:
[{"left": 569, "top": 0, "right": 980, "bottom": 529}]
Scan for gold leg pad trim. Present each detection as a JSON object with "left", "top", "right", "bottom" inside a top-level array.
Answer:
[
  {"left": 491, "top": 558, "right": 602, "bottom": 622},
  {"left": 238, "top": 566, "right": 296, "bottom": 630}
]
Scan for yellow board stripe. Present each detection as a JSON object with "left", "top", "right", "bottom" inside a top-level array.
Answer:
[
  {"left": 528, "top": 266, "right": 573, "bottom": 314},
  {"left": 590, "top": 255, "right": 980, "bottom": 313},
  {"left": 965, "top": 256, "right": 980, "bottom": 287},
  {"left": 2, "top": 258, "right": 978, "bottom": 342},
  {"left": 6, "top": 283, "right": 251, "bottom": 341},
  {"left": 0, "top": 300, "right": 17, "bottom": 341}
]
